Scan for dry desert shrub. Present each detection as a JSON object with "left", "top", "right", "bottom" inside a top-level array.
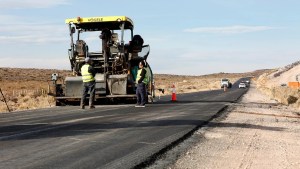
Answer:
[
  {"left": 287, "top": 95, "right": 298, "bottom": 104},
  {"left": 0, "top": 68, "right": 71, "bottom": 113},
  {"left": 273, "top": 60, "right": 300, "bottom": 77},
  {"left": 269, "top": 87, "right": 299, "bottom": 105},
  {"left": 0, "top": 92, "right": 55, "bottom": 113},
  {"left": 16, "top": 95, "right": 54, "bottom": 111}
]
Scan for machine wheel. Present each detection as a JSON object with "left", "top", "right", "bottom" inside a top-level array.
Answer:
[{"left": 55, "top": 100, "right": 66, "bottom": 106}]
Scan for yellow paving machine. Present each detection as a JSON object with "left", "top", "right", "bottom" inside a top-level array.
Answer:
[{"left": 51, "top": 16, "right": 154, "bottom": 105}]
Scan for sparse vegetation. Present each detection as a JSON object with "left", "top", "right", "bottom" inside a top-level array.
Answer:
[
  {"left": 0, "top": 67, "right": 268, "bottom": 113},
  {"left": 0, "top": 68, "right": 72, "bottom": 112},
  {"left": 273, "top": 60, "right": 300, "bottom": 77}
]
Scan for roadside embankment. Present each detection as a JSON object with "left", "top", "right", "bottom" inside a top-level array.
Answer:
[
  {"left": 169, "top": 82, "right": 300, "bottom": 169},
  {"left": 256, "top": 62, "right": 300, "bottom": 109}
]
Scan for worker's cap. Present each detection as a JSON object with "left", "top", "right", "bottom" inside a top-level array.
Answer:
[{"left": 84, "top": 57, "right": 91, "bottom": 63}]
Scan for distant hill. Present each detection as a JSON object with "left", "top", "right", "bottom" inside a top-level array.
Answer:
[
  {"left": 0, "top": 68, "right": 73, "bottom": 82},
  {"left": 0, "top": 67, "right": 269, "bottom": 82}
]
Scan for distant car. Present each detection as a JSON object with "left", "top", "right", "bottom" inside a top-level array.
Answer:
[
  {"left": 239, "top": 82, "right": 247, "bottom": 88},
  {"left": 243, "top": 80, "right": 250, "bottom": 87}
]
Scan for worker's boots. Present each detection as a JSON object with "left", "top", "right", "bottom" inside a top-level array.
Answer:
[
  {"left": 89, "top": 102, "right": 95, "bottom": 109},
  {"left": 89, "top": 99, "right": 95, "bottom": 109},
  {"left": 80, "top": 102, "right": 85, "bottom": 109}
]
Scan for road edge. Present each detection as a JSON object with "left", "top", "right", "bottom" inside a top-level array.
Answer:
[{"left": 135, "top": 104, "right": 229, "bottom": 169}]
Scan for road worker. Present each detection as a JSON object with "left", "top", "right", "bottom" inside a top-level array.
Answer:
[
  {"left": 80, "top": 57, "right": 96, "bottom": 109},
  {"left": 135, "top": 60, "right": 148, "bottom": 107}
]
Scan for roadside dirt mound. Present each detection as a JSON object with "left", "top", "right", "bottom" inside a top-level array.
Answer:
[
  {"left": 272, "top": 60, "right": 300, "bottom": 79},
  {"left": 256, "top": 61, "right": 300, "bottom": 109},
  {"left": 267, "top": 62, "right": 300, "bottom": 87}
]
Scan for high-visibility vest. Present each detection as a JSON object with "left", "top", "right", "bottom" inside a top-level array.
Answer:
[
  {"left": 81, "top": 64, "right": 95, "bottom": 82},
  {"left": 136, "top": 68, "right": 148, "bottom": 85},
  {"left": 144, "top": 66, "right": 151, "bottom": 85}
]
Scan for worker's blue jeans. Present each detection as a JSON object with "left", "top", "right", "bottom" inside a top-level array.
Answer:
[
  {"left": 136, "top": 83, "right": 146, "bottom": 105},
  {"left": 81, "top": 81, "right": 96, "bottom": 107}
]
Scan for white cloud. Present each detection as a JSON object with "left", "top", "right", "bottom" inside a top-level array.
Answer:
[
  {"left": 0, "top": 57, "right": 70, "bottom": 70},
  {"left": 0, "top": 14, "right": 19, "bottom": 22},
  {"left": 0, "top": 22, "right": 68, "bottom": 43},
  {"left": 0, "top": 0, "right": 70, "bottom": 9},
  {"left": 184, "top": 25, "right": 276, "bottom": 34},
  {"left": 0, "top": 35, "right": 67, "bottom": 43}
]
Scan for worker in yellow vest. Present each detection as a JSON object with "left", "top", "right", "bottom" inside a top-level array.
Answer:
[
  {"left": 80, "top": 57, "right": 96, "bottom": 109},
  {"left": 135, "top": 60, "right": 148, "bottom": 107}
]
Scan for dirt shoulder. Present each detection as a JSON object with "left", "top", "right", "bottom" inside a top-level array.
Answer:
[{"left": 169, "top": 82, "right": 300, "bottom": 169}]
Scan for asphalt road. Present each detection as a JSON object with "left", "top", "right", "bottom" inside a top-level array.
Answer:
[{"left": 0, "top": 79, "right": 249, "bottom": 169}]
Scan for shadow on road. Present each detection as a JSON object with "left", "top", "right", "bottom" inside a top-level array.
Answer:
[{"left": 0, "top": 119, "right": 285, "bottom": 141}]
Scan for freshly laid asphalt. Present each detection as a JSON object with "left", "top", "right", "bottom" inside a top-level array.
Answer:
[{"left": 0, "top": 78, "right": 249, "bottom": 169}]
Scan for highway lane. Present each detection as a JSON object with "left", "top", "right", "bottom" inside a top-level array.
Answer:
[{"left": 0, "top": 79, "right": 248, "bottom": 169}]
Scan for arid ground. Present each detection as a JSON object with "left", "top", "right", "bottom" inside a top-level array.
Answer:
[
  {"left": 0, "top": 68, "right": 266, "bottom": 112},
  {"left": 168, "top": 79, "right": 300, "bottom": 169},
  {"left": 148, "top": 61, "right": 300, "bottom": 169}
]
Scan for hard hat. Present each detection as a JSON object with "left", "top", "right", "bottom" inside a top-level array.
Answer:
[{"left": 85, "top": 57, "right": 91, "bottom": 63}]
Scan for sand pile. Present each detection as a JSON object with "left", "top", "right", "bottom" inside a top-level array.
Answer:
[{"left": 256, "top": 61, "right": 300, "bottom": 109}]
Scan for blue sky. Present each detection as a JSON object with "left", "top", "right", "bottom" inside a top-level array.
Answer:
[{"left": 0, "top": 0, "right": 300, "bottom": 75}]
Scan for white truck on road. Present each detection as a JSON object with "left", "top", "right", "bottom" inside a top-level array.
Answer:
[{"left": 221, "top": 78, "right": 232, "bottom": 88}]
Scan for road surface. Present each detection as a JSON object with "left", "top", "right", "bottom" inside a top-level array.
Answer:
[{"left": 0, "top": 79, "right": 248, "bottom": 169}]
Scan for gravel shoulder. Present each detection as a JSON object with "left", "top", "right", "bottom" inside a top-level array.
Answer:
[{"left": 167, "top": 83, "right": 300, "bottom": 169}]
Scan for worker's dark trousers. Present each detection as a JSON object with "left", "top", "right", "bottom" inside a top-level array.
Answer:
[
  {"left": 81, "top": 81, "right": 96, "bottom": 107},
  {"left": 136, "top": 82, "right": 146, "bottom": 105}
]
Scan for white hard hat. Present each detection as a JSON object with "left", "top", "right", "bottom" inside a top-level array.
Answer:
[{"left": 85, "top": 57, "right": 91, "bottom": 62}]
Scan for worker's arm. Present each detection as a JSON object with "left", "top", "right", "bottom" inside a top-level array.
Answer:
[
  {"left": 88, "top": 66, "right": 96, "bottom": 77},
  {"left": 138, "top": 69, "right": 147, "bottom": 83}
]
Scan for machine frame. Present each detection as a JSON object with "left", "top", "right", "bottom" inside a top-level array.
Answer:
[{"left": 51, "top": 16, "right": 155, "bottom": 105}]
